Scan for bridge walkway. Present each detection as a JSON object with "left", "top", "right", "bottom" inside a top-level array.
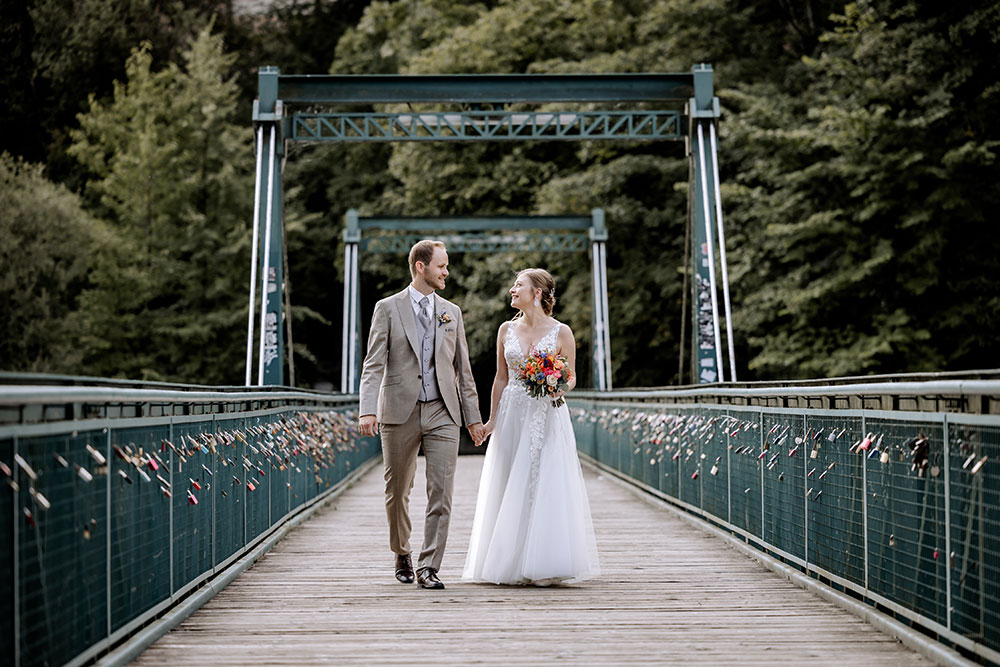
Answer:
[{"left": 131, "top": 456, "right": 929, "bottom": 665}]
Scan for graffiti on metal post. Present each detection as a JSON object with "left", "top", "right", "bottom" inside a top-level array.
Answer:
[{"left": 696, "top": 272, "right": 717, "bottom": 383}]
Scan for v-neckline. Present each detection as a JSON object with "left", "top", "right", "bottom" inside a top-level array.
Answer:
[{"left": 512, "top": 321, "right": 559, "bottom": 358}]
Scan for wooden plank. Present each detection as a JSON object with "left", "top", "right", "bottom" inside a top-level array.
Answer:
[{"left": 131, "top": 455, "right": 930, "bottom": 665}]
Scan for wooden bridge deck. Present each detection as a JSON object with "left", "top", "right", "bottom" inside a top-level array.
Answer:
[{"left": 131, "top": 455, "right": 928, "bottom": 666}]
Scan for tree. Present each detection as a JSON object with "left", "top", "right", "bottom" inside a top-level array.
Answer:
[
  {"left": 0, "top": 153, "right": 103, "bottom": 372},
  {"left": 2, "top": 0, "right": 235, "bottom": 182},
  {"left": 68, "top": 26, "right": 254, "bottom": 383},
  {"left": 724, "top": 0, "right": 1000, "bottom": 377}
]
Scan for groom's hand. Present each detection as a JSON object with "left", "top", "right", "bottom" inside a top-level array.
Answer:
[
  {"left": 359, "top": 414, "right": 379, "bottom": 437},
  {"left": 468, "top": 422, "right": 485, "bottom": 447}
]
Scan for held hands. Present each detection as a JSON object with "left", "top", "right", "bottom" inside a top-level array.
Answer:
[
  {"left": 359, "top": 414, "right": 379, "bottom": 437},
  {"left": 468, "top": 422, "right": 487, "bottom": 447},
  {"left": 364, "top": 414, "right": 485, "bottom": 444}
]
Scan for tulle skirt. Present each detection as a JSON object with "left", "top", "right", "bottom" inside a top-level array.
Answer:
[{"left": 462, "top": 385, "right": 600, "bottom": 585}]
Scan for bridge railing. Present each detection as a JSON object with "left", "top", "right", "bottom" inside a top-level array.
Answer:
[
  {"left": 0, "top": 379, "right": 379, "bottom": 667},
  {"left": 569, "top": 379, "right": 1000, "bottom": 666}
]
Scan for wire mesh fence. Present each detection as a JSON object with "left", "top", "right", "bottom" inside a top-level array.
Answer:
[
  {"left": 569, "top": 395, "right": 1000, "bottom": 665},
  {"left": 1, "top": 391, "right": 379, "bottom": 667}
]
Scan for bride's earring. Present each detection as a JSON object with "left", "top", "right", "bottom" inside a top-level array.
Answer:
[{"left": 533, "top": 297, "right": 540, "bottom": 308}]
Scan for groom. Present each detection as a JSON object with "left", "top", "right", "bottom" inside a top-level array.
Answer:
[{"left": 358, "top": 240, "right": 484, "bottom": 590}]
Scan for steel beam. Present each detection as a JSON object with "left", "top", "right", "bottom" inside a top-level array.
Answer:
[
  {"left": 245, "top": 127, "right": 264, "bottom": 386},
  {"left": 357, "top": 216, "right": 592, "bottom": 231},
  {"left": 256, "top": 125, "right": 285, "bottom": 386},
  {"left": 591, "top": 208, "right": 612, "bottom": 391},
  {"left": 342, "top": 211, "right": 361, "bottom": 394},
  {"left": 277, "top": 73, "right": 694, "bottom": 104}
]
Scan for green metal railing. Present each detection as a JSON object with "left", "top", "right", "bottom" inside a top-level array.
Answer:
[
  {"left": 569, "top": 379, "right": 1000, "bottom": 665},
  {"left": 0, "top": 380, "right": 380, "bottom": 667}
]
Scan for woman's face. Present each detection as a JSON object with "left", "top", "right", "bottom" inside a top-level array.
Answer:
[{"left": 509, "top": 274, "right": 537, "bottom": 310}]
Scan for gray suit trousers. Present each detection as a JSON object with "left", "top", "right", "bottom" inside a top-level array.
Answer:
[{"left": 380, "top": 398, "right": 459, "bottom": 573}]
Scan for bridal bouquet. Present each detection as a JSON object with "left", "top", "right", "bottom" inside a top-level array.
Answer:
[{"left": 520, "top": 350, "right": 572, "bottom": 407}]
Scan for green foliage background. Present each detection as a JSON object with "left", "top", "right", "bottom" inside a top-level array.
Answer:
[{"left": 2, "top": 0, "right": 998, "bottom": 387}]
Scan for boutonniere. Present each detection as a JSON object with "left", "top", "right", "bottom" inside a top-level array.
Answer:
[{"left": 437, "top": 309, "right": 452, "bottom": 327}]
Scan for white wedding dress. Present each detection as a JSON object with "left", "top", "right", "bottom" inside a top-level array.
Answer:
[{"left": 462, "top": 322, "right": 600, "bottom": 585}]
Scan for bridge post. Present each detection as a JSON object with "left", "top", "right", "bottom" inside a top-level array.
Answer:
[
  {"left": 342, "top": 210, "right": 361, "bottom": 393},
  {"left": 252, "top": 66, "right": 286, "bottom": 386},
  {"left": 590, "top": 208, "right": 612, "bottom": 390},
  {"left": 688, "top": 64, "right": 730, "bottom": 383}
]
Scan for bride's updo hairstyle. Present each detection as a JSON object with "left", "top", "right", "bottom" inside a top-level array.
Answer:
[{"left": 516, "top": 268, "right": 557, "bottom": 316}]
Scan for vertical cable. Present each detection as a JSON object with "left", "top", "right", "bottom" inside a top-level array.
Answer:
[
  {"left": 758, "top": 410, "right": 765, "bottom": 541},
  {"left": 862, "top": 414, "right": 869, "bottom": 592},
  {"left": 210, "top": 415, "right": 216, "bottom": 571},
  {"left": 13, "top": 436, "right": 20, "bottom": 667},
  {"left": 105, "top": 428, "right": 112, "bottom": 638},
  {"left": 168, "top": 419, "right": 174, "bottom": 595},
  {"left": 726, "top": 413, "right": 732, "bottom": 524},
  {"left": 943, "top": 414, "right": 952, "bottom": 630},
  {"left": 245, "top": 127, "right": 264, "bottom": 386},
  {"left": 709, "top": 122, "right": 737, "bottom": 381},
  {"left": 802, "top": 414, "right": 809, "bottom": 570},
  {"left": 696, "top": 123, "right": 725, "bottom": 381}
]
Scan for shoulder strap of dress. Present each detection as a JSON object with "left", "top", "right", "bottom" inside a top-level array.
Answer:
[{"left": 539, "top": 322, "right": 561, "bottom": 349}]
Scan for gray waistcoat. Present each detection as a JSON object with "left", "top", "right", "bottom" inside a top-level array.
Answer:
[{"left": 415, "top": 301, "right": 441, "bottom": 402}]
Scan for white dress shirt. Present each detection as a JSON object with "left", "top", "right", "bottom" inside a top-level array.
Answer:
[{"left": 408, "top": 285, "right": 434, "bottom": 323}]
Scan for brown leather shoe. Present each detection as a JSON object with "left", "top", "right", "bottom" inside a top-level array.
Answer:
[
  {"left": 395, "top": 554, "right": 414, "bottom": 584},
  {"left": 416, "top": 567, "right": 444, "bottom": 590}
]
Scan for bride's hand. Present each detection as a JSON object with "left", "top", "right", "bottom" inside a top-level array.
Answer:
[{"left": 483, "top": 420, "right": 495, "bottom": 438}]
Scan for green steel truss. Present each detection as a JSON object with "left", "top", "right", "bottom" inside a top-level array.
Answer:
[
  {"left": 248, "top": 66, "right": 735, "bottom": 389},
  {"left": 340, "top": 212, "right": 612, "bottom": 393},
  {"left": 292, "top": 110, "right": 683, "bottom": 143}
]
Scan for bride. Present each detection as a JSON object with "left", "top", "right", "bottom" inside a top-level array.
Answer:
[{"left": 462, "top": 268, "right": 600, "bottom": 586}]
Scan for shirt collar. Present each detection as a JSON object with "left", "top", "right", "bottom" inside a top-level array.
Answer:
[{"left": 408, "top": 284, "right": 434, "bottom": 307}]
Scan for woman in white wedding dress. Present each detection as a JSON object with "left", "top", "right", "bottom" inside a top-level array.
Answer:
[{"left": 462, "top": 268, "right": 600, "bottom": 586}]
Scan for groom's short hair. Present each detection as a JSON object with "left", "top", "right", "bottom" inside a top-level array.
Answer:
[{"left": 408, "top": 240, "right": 446, "bottom": 277}]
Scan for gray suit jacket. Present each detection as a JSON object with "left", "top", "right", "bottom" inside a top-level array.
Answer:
[{"left": 359, "top": 289, "right": 481, "bottom": 426}]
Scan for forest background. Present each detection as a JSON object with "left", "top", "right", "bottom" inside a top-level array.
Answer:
[{"left": 2, "top": 0, "right": 998, "bottom": 392}]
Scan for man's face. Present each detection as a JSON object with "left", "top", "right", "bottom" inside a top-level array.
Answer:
[{"left": 419, "top": 248, "right": 449, "bottom": 291}]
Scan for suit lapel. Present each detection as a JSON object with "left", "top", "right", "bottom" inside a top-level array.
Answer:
[
  {"left": 393, "top": 290, "right": 421, "bottom": 359},
  {"left": 433, "top": 295, "right": 445, "bottom": 363}
]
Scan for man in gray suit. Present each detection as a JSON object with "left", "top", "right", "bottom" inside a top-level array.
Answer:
[{"left": 358, "top": 240, "right": 484, "bottom": 589}]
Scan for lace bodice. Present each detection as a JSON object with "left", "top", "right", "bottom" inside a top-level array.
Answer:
[
  {"left": 501, "top": 321, "right": 563, "bottom": 494},
  {"left": 504, "top": 321, "right": 561, "bottom": 376},
  {"left": 493, "top": 321, "right": 567, "bottom": 505}
]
